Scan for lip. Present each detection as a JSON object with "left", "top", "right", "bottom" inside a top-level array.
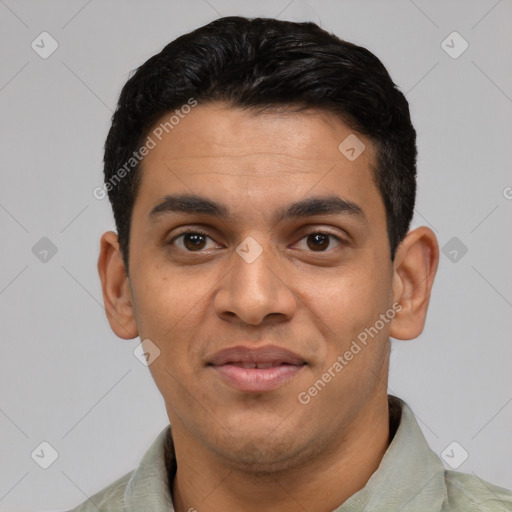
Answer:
[{"left": 207, "top": 344, "right": 307, "bottom": 393}]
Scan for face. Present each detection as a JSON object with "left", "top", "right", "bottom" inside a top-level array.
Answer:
[{"left": 99, "top": 102, "right": 438, "bottom": 472}]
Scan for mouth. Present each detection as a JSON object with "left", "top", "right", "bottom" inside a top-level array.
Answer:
[
  {"left": 223, "top": 361, "right": 301, "bottom": 369},
  {"left": 207, "top": 345, "right": 307, "bottom": 393}
]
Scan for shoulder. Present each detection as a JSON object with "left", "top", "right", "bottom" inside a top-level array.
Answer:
[
  {"left": 443, "top": 470, "right": 512, "bottom": 511},
  {"left": 66, "top": 470, "right": 134, "bottom": 511}
]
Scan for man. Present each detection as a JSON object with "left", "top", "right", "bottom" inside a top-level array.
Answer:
[{"left": 71, "top": 16, "right": 512, "bottom": 512}]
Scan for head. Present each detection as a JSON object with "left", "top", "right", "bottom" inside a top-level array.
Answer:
[{"left": 98, "top": 16, "right": 438, "bottom": 472}]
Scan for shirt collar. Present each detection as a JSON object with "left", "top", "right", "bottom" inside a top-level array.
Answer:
[
  {"left": 122, "top": 426, "right": 175, "bottom": 510},
  {"left": 122, "top": 395, "right": 448, "bottom": 511},
  {"left": 333, "top": 395, "right": 448, "bottom": 511}
]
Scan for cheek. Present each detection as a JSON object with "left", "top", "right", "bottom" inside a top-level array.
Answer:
[
  {"left": 130, "top": 262, "right": 214, "bottom": 374},
  {"left": 131, "top": 256, "right": 202, "bottom": 335},
  {"left": 131, "top": 277, "right": 176, "bottom": 338},
  {"left": 137, "top": 281, "right": 205, "bottom": 408},
  {"left": 304, "top": 269, "right": 392, "bottom": 404},
  {"left": 315, "top": 260, "right": 390, "bottom": 335}
]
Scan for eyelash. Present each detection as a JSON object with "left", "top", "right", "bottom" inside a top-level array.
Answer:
[{"left": 168, "top": 228, "right": 346, "bottom": 253}]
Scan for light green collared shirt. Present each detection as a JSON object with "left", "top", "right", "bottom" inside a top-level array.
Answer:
[{"left": 68, "top": 395, "right": 512, "bottom": 511}]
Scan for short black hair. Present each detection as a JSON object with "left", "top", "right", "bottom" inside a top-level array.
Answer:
[{"left": 103, "top": 16, "right": 417, "bottom": 272}]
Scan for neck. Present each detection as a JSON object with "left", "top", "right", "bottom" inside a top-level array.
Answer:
[{"left": 168, "top": 392, "right": 392, "bottom": 512}]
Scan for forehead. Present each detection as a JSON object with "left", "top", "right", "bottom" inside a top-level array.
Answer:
[
  {"left": 133, "top": 103, "right": 384, "bottom": 226},
  {"left": 144, "top": 103, "right": 368, "bottom": 162}
]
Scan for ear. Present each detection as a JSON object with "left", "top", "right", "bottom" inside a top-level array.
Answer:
[
  {"left": 97, "top": 231, "right": 138, "bottom": 340},
  {"left": 389, "top": 226, "right": 439, "bottom": 340}
]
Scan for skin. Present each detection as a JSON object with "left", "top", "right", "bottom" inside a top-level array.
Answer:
[{"left": 98, "top": 102, "right": 439, "bottom": 512}]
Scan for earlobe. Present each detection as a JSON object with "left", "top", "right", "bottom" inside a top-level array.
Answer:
[
  {"left": 389, "top": 227, "right": 439, "bottom": 341},
  {"left": 97, "top": 231, "right": 139, "bottom": 340}
]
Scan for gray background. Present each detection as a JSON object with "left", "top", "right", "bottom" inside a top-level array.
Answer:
[{"left": 1, "top": 0, "right": 511, "bottom": 510}]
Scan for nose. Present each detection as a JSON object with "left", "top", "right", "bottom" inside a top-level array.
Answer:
[{"left": 213, "top": 239, "right": 297, "bottom": 327}]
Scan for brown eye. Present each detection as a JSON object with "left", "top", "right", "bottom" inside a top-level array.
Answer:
[
  {"left": 295, "top": 231, "right": 343, "bottom": 252},
  {"left": 182, "top": 233, "right": 207, "bottom": 251},
  {"left": 308, "top": 233, "right": 330, "bottom": 251},
  {"left": 170, "top": 230, "right": 217, "bottom": 252}
]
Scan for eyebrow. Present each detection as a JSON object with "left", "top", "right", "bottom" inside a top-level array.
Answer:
[{"left": 148, "top": 193, "right": 366, "bottom": 224}]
